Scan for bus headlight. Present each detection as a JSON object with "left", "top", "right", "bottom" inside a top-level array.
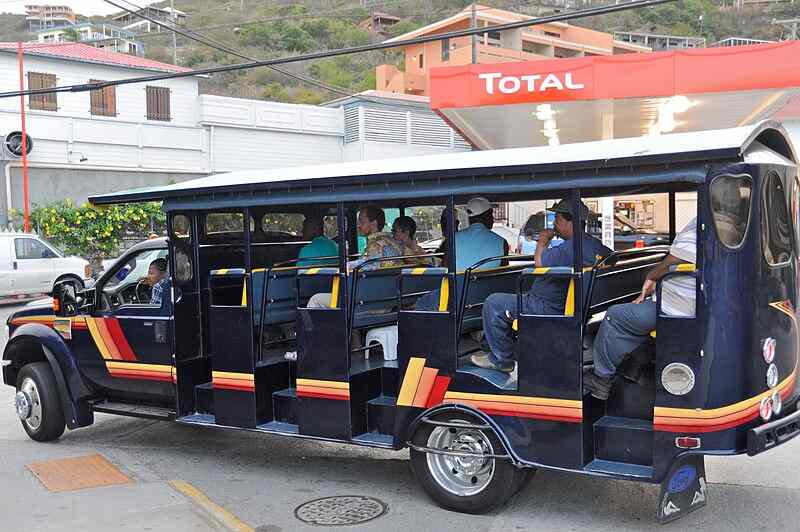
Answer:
[
  {"left": 762, "top": 337, "right": 776, "bottom": 364},
  {"left": 771, "top": 391, "right": 783, "bottom": 416},
  {"left": 766, "top": 363, "right": 779, "bottom": 388},
  {"left": 661, "top": 363, "right": 695, "bottom": 396},
  {"left": 759, "top": 396, "right": 773, "bottom": 421}
]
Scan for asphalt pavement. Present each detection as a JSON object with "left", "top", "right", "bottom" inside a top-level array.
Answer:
[{"left": 0, "top": 303, "right": 798, "bottom": 531}]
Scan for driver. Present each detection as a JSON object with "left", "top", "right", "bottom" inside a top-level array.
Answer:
[{"left": 147, "top": 258, "right": 170, "bottom": 306}]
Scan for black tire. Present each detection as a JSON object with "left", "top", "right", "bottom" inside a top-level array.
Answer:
[
  {"left": 16, "top": 362, "right": 66, "bottom": 442},
  {"left": 410, "top": 412, "right": 517, "bottom": 514}
]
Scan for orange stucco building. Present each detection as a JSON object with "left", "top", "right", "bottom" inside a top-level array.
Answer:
[{"left": 376, "top": 4, "right": 650, "bottom": 96}]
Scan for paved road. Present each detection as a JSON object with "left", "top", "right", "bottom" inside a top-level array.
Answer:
[{"left": 0, "top": 303, "right": 798, "bottom": 531}]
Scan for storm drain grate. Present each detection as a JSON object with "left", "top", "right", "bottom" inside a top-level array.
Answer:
[{"left": 294, "top": 495, "right": 387, "bottom": 526}]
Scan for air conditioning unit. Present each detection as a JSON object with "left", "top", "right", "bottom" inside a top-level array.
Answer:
[{"left": 3, "top": 131, "right": 33, "bottom": 158}]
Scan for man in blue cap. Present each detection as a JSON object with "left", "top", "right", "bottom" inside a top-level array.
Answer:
[{"left": 473, "top": 198, "right": 611, "bottom": 373}]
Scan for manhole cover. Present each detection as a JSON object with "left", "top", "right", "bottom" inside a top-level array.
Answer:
[{"left": 295, "top": 495, "right": 387, "bottom": 526}]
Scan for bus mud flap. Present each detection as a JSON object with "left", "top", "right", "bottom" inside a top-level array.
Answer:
[{"left": 657, "top": 454, "right": 707, "bottom": 524}]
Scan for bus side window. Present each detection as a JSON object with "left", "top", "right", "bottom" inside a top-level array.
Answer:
[
  {"left": 710, "top": 174, "right": 752, "bottom": 249},
  {"left": 762, "top": 172, "right": 793, "bottom": 265}
]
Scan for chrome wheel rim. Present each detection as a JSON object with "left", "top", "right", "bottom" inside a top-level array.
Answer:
[
  {"left": 426, "top": 422, "right": 495, "bottom": 496},
  {"left": 18, "top": 377, "right": 43, "bottom": 431}
]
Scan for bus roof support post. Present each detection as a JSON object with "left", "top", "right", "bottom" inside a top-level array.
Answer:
[{"left": 669, "top": 191, "right": 676, "bottom": 241}]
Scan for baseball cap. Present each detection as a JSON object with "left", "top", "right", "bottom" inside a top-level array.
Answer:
[
  {"left": 547, "top": 198, "right": 590, "bottom": 220},
  {"left": 466, "top": 197, "right": 492, "bottom": 217}
]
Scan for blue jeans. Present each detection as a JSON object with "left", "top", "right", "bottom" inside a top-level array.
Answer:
[
  {"left": 482, "top": 292, "right": 561, "bottom": 365},
  {"left": 591, "top": 300, "right": 657, "bottom": 377}
]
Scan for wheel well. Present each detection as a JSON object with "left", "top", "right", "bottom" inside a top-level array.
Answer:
[{"left": 3, "top": 339, "right": 47, "bottom": 386}]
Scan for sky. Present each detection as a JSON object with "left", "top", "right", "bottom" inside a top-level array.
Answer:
[{"left": 0, "top": 1, "right": 160, "bottom": 16}]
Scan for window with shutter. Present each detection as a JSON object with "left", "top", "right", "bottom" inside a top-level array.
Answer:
[
  {"left": 89, "top": 80, "right": 116, "bottom": 117},
  {"left": 146, "top": 86, "right": 171, "bottom": 121},
  {"left": 28, "top": 72, "right": 57, "bottom": 111}
]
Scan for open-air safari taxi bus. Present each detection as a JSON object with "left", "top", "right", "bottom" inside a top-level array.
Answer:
[{"left": 4, "top": 121, "right": 799, "bottom": 523}]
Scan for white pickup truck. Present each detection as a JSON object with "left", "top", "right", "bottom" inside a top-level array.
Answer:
[{"left": 0, "top": 232, "right": 89, "bottom": 296}]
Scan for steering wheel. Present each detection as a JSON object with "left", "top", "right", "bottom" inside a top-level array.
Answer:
[{"left": 135, "top": 280, "right": 151, "bottom": 303}]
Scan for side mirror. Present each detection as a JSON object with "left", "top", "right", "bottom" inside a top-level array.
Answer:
[{"left": 52, "top": 281, "right": 78, "bottom": 317}]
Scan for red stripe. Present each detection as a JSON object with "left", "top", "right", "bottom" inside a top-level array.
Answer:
[
  {"left": 214, "top": 383, "right": 256, "bottom": 392},
  {"left": 655, "top": 411, "right": 760, "bottom": 433},
  {"left": 425, "top": 376, "right": 451, "bottom": 408},
  {"left": 108, "top": 370, "right": 173, "bottom": 382},
  {"left": 297, "top": 390, "right": 349, "bottom": 401},
  {"left": 104, "top": 318, "right": 138, "bottom": 361}
]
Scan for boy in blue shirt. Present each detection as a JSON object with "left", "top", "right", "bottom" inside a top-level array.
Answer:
[{"left": 297, "top": 213, "right": 338, "bottom": 267}]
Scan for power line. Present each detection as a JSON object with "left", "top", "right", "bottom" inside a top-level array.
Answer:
[
  {"left": 107, "top": 0, "right": 360, "bottom": 98},
  {"left": 0, "top": 0, "right": 676, "bottom": 99}
]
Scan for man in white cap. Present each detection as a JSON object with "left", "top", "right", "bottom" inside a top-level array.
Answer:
[
  {"left": 416, "top": 197, "right": 507, "bottom": 310},
  {"left": 473, "top": 198, "right": 611, "bottom": 373}
]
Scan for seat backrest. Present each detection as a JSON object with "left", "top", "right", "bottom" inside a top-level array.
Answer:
[
  {"left": 459, "top": 265, "right": 528, "bottom": 334},
  {"left": 351, "top": 268, "right": 401, "bottom": 329},
  {"left": 585, "top": 247, "right": 669, "bottom": 319}
]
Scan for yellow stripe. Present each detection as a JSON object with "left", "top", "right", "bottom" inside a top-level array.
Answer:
[
  {"left": 564, "top": 278, "right": 575, "bottom": 317},
  {"left": 296, "top": 378, "right": 349, "bottom": 390},
  {"left": 512, "top": 318, "right": 518, "bottom": 332},
  {"left": 583, "top": 266, "right": 594, "bottom": 273},
  {"left": 650, "top": 330, "right": 656, "bottom": 338},
  {"left": 330, "top": 276, "right": 340, "bottom": 309},
  {"left": 438, "top": 277, "right": 449, "bottom": 312},
  {"left": 532, "top": 267, "right": 550, "bottom": 274},
  {"left": 240, "top": 283, "right": 247, "bottom": 306},
  {"left": 397, "top": 357, "right": 426, "bottom": 406},
  {"left": 305, "top": 267, "right": 320, "bottom": 275},
  {"left": 212, "top": 370, "right": 255, "bottom": 381},
  {"left": 443, "top": 390, "right": 582, "bottom": 409},
  {"left": 170, "top": 480, "right": 255, "bottom": 532},
  {"left": 252, "top": 268, "right": 266, "bottom": 272},
  {"left": 411, "top": 267, "right": 427, "bottom": 275},
  {"left": 675, "top": 264, "right": 696, "bottom": 272},
  {"left": 85, "top": 318, "right": 113, "bottom": 360},
  {"left": 107, "top": 361, "right": 172, "bottom": 373},
  {"left": 217, "top": 269, "right": 229, "bottom": 275}
]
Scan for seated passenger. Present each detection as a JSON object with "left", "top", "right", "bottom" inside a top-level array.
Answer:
[
  {"left": 434, "top": 210, "right": 460, "bottom": 268},
  {"left": 392, "top": 216, "right": 428, "bottom": 262},
  {"left": 308, "top": 204, "right": 403, "bottom": 309},
  {"left": 583, "top": 217, "right": 697, "bottom": 399},
  {"left": 297, "top": 213, "right": 338, "bottom": 267},
  {"left": 473, "top": 199, "right": 611, "bottom": 373},
  {"left": 147, "top": 258, "right": 170, "bottom": 307},
  {"left": 415, "top": 197, "right": 506, "bottom": 311}
]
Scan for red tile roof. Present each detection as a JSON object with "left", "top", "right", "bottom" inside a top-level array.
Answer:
[{"left": 0, "top": 42, "right": 192, "bottom": 73}]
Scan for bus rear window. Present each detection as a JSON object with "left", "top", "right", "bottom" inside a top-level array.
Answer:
[
  {"left": 710, "top": 174, "right": 751, "bottom": 249},
  {"left": 762, "top": 172, "right": 793, "bottom": 266}
]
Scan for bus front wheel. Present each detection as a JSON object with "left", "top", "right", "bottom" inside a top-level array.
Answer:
[{"left": 410, "top": 412, "right": 518, "bottom": 513}]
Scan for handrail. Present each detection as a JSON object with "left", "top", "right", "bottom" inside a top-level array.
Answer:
[{"left": 594, "top": 245, "right": 670, "bottom": 269}]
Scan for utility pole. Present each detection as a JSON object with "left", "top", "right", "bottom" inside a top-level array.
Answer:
[
  {"left": 774, "top": 18, "right": 800, "bottom": 40},
  {"left": 470, "top": 3, "right": 477, "bottom": 64},
  {"left": 170, "top": 0, "right": 178, "bottom": 65}
]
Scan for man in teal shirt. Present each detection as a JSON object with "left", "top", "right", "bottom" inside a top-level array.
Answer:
[{"left": 297, "top": 214, "right": 338, "bottom": 267}]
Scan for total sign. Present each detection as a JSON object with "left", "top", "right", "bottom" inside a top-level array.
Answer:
[{"left": 478, "top": 72, "right": 585, "bottom": 95}]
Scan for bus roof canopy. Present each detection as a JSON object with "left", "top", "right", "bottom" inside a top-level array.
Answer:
[{"left": 89, "top": 121, "right": 792, "bottom": 209}]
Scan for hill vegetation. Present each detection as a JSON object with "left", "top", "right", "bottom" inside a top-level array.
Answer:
[{"left": 2, "top": 1, "right": 800, "bottom": 103}]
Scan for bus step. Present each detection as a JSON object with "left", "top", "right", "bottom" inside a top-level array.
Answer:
[
  {"left": 273, "top": 387, "right": 298, "bottom": 425},
  {"left": 352, "top": 432, "right": 394, "bottom": 448},
  {"left": 194, "top": 382, "right": 214, "bottom": 414},
  {"left": 594, "top": 416, "right": 653, "bottom": 466},
  {"left": 93, "top": 401, "right": 174, "bottom": 420},
  {"left": 258, "top": 421, "right": 299, "bottom": 434},
  {"left": 367, "top": 395, "right": 396, "bottom": 435},
  {"left": 584, "top": 459, "right": 654, "bottom": 479}
]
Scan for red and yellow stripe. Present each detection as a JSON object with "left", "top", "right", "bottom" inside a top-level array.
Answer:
[
  {"left": 10, "top": 315, "right": 88, "bottom": 329},
  {"left": 443, "top": 391, "right": 583, "bottom": 423},
  {"left": 397, "top": 357, "right": 451, "bottom": 408},
  {"left": 85, "top": 317, "right": 138, "bottom": 362},
  {"left": 296, "top": 378, "right": 350, "bottom": 400},
  {"left": 106, "top": 361, "right": 175, "bottom": 383},
  {"left": 212, "top": 371, "right": 255, "bottom": 392},
  {"left": 654, "top": 300, "right": 799, "bottom": 433}
]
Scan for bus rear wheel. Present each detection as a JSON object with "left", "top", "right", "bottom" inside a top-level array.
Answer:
[{"left": 410, "top": 412, "right": 518, "bottom": 514}]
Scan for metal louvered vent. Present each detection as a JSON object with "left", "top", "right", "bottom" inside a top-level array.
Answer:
[
  {"left": 410, "top": 112, "right": 454, "bottom": 148},
  {"left": 344, "top": 105, "right": 360, "bottom": 144},
  {"left": 363, "top": 107, "right": 408, "bottom": 144}
]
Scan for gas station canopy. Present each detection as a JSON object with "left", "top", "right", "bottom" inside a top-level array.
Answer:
[{"left": 430, "top": 41, "right": 800, "bottom": 150}]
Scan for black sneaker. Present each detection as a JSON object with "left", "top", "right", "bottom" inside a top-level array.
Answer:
[{"left": 583, "top": 370, "right": 614, "bottom": 400}]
